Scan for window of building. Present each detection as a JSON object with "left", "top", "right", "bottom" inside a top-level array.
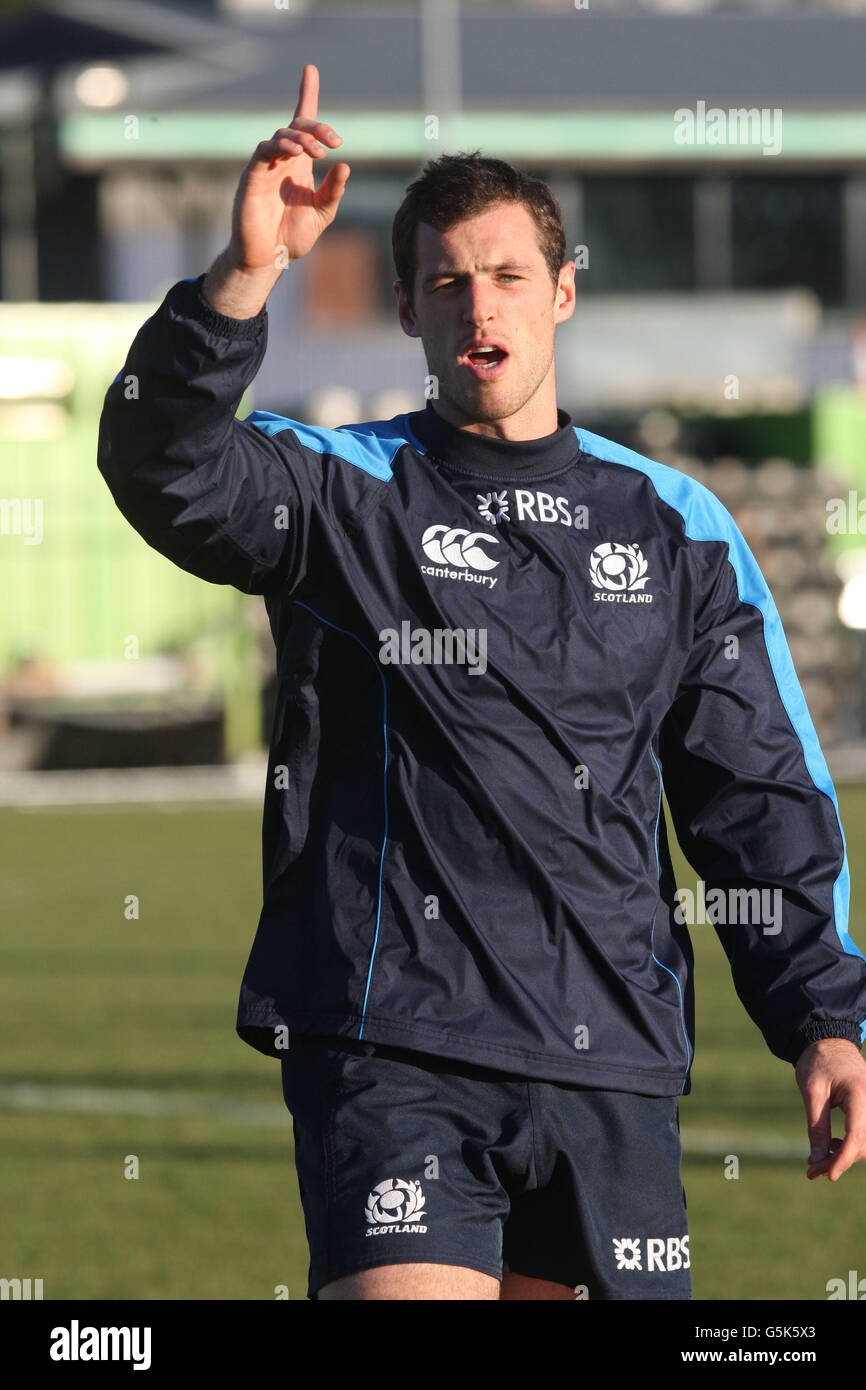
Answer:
[
  {"left": 731, "top": 176, "right": 843, "bottom": 305},
  {"left": 579, "top": 176, "right": 695, "bottom": 292}
]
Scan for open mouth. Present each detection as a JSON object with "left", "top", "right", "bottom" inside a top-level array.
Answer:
[{"left": 462, "top": 345, "right": 509, "bottom": 378}]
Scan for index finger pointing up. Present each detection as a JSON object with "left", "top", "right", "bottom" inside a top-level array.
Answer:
[{"left": 293, "top": 63, "right": 319, "bottom": 124}]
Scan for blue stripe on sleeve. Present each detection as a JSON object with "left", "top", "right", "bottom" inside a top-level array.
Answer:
[{"left": 246, "top": 410, "right": 410, "bottom": 481}]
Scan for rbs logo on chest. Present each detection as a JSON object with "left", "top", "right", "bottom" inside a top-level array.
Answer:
[{"left": 477, "top": 489, "right": 587, "bottom": 529}]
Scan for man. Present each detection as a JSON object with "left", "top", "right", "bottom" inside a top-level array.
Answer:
[{"left": 98, "top": 63, "right": 866, "bottom": 1302}]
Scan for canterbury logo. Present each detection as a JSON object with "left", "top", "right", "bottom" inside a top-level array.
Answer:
[
  {"left": 421, "top": 524, "right": 500, "bottom": 572},
  {"left": 589, "top": 542, "right": 650, "bottom": 593}
]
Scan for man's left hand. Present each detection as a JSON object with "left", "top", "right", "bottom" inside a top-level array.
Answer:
[{"left": 795, "top": 1036, "right": 866, "bottom": 1181}]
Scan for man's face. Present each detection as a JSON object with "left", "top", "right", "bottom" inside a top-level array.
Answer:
[{"left": 394, "top": 200, "right": 575, "bottom": 429}]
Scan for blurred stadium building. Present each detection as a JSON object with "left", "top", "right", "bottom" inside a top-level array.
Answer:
[{"left": 3, "top": 0, "right": 866, "bottom": 783}]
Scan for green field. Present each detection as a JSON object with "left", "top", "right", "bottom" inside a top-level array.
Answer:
[{"left": 2, "top": 792, "right": 865, "bottom": 1301}]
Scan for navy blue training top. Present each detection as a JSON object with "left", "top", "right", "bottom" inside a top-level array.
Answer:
[{"left": 96, "top": 275, "right": 866, "bottom": 1096}]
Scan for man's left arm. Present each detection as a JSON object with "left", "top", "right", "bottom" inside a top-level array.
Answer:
[{"left": 658, "top": 502, "right": 866, "bottom": 1180}]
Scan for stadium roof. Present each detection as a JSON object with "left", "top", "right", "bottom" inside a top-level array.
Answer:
[
  {"left": 4, "top": 3, "right": 866, "bottom": 163},
  {"left": 178, "top": 9, "right": 866, "bottom": 109},
  {"left": 0, "top": 2, "right": 863, "bottom": 108}
]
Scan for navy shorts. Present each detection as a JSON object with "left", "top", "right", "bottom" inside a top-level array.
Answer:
[{"left": 280, "top": 1036, "right": 692, "bottom": 1300}]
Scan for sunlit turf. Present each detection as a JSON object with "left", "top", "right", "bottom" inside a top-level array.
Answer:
[{"left": 2, "top": 791, "right": 864, "bottom": 1301}]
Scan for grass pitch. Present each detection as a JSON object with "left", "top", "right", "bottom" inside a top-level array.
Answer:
[{"left": 2, "top": 791, "right": 865, "bottom": 1300}]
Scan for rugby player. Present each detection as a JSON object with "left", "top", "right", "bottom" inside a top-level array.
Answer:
[{"left": 98, "top": 63, "right": 866, "bottom": 1301}]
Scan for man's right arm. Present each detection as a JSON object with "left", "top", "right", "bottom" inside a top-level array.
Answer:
[
  {"left": 200, "top": 250, "right": 282, "bottom": 321},
  {"left": 96, "top": 273, "right": 307, "bottom": 594},
  {"left": 96, "top": 62, "right": 350, "bottom": 595}
]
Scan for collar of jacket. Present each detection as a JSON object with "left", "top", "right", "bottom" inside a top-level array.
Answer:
[{"left": 406, "top": 399, "right": 581, "bottom": 481}]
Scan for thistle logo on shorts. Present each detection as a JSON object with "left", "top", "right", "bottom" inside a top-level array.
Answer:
[
  {"left": 589, "top": 542, "right": 653, "bottom": 604},
  {"left": 420, "top": 524, "right": 500, "bottom": 590},
  {"left": 365, "top": 1178, "right": 428, "bottom": 1237},
  {"left": 612, "top": 1234, "right": 690, "bottom": 1272}
]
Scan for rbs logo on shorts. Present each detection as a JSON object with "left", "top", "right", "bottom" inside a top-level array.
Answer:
[{"left": 612, "top": 1234, "right": 690, "bottom": 1272}]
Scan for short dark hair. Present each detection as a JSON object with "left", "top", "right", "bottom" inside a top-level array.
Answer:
[{"left": 391, "top": 150, "right": 567, "bottom": 308}]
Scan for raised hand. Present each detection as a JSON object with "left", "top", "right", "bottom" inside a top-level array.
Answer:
[{"left": 203, "top": 63, "right": 350, "bottom": 317}]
